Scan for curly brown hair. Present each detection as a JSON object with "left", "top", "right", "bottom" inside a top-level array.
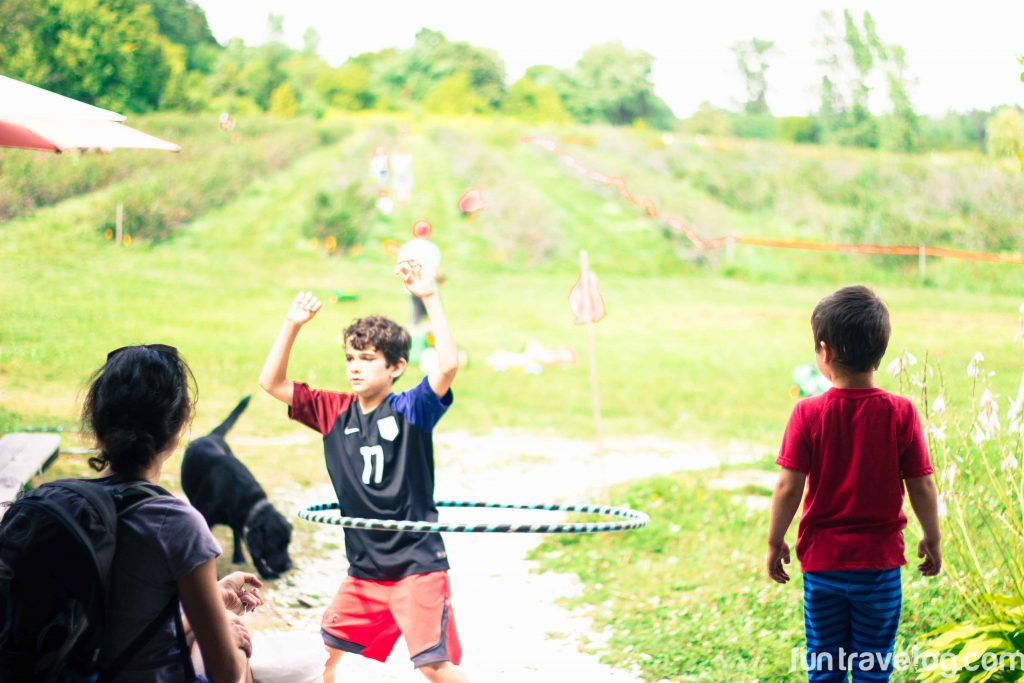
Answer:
[{"left": 343, "top": 316, "right": 410, "bottom": 369}]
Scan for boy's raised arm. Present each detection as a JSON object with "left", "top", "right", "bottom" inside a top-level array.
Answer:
[
  {"left": 259, "top": 291, "right": 322, "bottom": 406},
  {"left": 396, "top": 261, "right": 457, "bottom": 397}
]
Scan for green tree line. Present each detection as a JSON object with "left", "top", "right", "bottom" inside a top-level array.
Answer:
[
  {"left": 715, "top": 10, "right": 1024, "bottom": 159},
  {"left": 1, "top": 1, "right": 1019, "bottom": 155},
  {"left": 0, "top": 2, "right": 675, "bottom": 129}
]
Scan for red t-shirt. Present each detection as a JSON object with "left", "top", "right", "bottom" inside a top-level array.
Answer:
[{"left": 776, "top": 387, "right": 933, "bottom": 572}]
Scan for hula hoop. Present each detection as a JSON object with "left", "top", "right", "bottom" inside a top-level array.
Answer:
[{"left": 298, "top": 500, "right": 649, "bottom": 534}]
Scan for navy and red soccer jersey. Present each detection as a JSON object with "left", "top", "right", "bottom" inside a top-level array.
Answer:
[
  {"left": 289, "top": 376, "right": 452, "bottom": 580},
  {"left": 777, "top": 387, "right": 934, "bottom": 572}
]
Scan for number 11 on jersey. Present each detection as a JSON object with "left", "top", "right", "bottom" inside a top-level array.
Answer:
[{"left": 360, "top": 445, "right": 384, "bottom": 485}]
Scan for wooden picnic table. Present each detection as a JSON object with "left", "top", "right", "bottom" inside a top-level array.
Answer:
[{"left": 0, "top": 433, "right": 60, "bottom": 517}]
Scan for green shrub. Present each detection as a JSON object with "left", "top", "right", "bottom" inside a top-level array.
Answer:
[
  {"left": 302, "top": 181, "right": 375, "bottom": 251},
  {"left": 96, "top": 118, "right": 350, "bottom": 242}
]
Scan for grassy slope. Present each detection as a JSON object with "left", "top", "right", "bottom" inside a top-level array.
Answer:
[
  {"left": 2, "top": 115, "right": 1021, "bottom": 680},
  {"left": 3, "top": 115, "right": 1021, "bottom": 454}
]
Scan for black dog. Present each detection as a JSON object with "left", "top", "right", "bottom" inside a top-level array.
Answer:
[{"left": 182, "top": 396, "right": 293, "bottom": 579}]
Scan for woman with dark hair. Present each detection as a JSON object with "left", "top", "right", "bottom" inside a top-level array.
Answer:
[{"left": 83, "top": 344, "right": 254, "bottom": 683}]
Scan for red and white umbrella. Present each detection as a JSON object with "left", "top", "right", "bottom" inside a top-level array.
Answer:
[{"left": 0, "top": 75, "right": 180, "bottom": 153}]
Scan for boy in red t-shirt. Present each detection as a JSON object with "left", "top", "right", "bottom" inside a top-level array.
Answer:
[{"left": 767, "top": 285, "right": 941, "bottom": 681}]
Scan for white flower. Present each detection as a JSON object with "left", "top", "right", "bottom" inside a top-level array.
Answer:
[
  {"left": 887, "top": 351, "right": 918, "bottom": 378},
  {"left": 966, "top": 355, "right": 981, "bottom": 378},
  {"left": 937, "top": 493, "right": 948, "bottom": 518},
  {"left": 973, "top": 352, "right": 985, "bottom": 363},
  {"left": 1019, "top": 303, "right": 1024, "bottom": 314},
  {"left": 980, "top": 389, "right": 997, "bottom": 410},
  {"left": 1010, "top": 416, "right": 1023, "bottom": 438},
  {"left": 976, "top": 389, "right": 1001, "bottom": 438},
  {"left": 1002, "top": 454, "right": 1019, "bottom": 471},
  {"left": 1009, "top": 399, "right": 1022, "bottom": 423},
  {"left": 941, "top": 463, "right": 958, "bottom": 487},
  {"left": 926, "top": 423, "right": 947, "bottom": 442},
  {"left": 972, "top": 424, "right": 989, "bottom": 445},
  {"left": 932, "top": 395, "right": 946, "bottom": 415}
]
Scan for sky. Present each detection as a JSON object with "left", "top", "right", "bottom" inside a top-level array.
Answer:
[{"left": 196, "top": 0, "right": 1024, "bottom": 118}]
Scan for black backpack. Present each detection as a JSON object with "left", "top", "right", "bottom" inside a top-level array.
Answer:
[{"left": 0, "top": 478, "right": 196, "bottom": 683}]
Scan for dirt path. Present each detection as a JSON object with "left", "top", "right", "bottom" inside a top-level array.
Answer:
[{"left": 249, "top": 430, "right": 763, "bottom": 682}]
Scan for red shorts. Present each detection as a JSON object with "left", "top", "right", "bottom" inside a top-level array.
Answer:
[{"left": 320, "top": 570, "right": 462, "bottom": 667}]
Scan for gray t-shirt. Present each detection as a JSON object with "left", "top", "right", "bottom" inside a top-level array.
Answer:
[{"left": 101, "top": 486, "right": 221, "bottom": 682}]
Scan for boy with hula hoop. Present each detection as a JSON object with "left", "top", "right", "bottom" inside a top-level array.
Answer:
[{"left": 259, "top": 260, "right": 468, "bottom": 683}]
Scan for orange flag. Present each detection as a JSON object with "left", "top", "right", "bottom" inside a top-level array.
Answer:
[{"left": 569, "top": 260, "right": 606, "bottom": 324}]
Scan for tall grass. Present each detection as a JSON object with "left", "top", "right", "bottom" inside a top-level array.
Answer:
[{"left": 894, "top": 306, "right": 1024, "bottom": 681}]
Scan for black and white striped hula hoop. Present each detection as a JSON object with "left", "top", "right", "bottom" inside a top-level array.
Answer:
[{"left": 298, "top": 500, "right": 649, "bottom": 534}]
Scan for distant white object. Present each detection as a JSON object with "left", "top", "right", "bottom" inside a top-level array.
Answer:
[
  {"left": 369, "top": 145, "right": 389, "bottom": 188},
  {"left": 249, "top": 631, "right": 324, "bottom": 683},
  {"left": 396, "top": 237, "right": 441, "bottom": 276},
  {"left": 419, "top": 346, "right": 438, "bottom": 375},
  {"left": 391, "top": 149, "right": 414, "bottom": 204},
  {"left": 375, "top": 194, "right": 394, "bottom": 215}
]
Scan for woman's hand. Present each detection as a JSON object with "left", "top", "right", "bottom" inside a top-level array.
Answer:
[
  {"left": 219, "top": 571, "right": 263, "bottom": 615},
  {"left": 227, "top": 614, "right": 253, "bottom": 658}
]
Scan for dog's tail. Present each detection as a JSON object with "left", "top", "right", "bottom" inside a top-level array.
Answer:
[{"left": 211, "top": 395, "right": 251, "bottom": 438}]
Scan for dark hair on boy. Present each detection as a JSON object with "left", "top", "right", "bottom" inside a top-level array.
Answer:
[
  {"left": 344, "top": 316, "right": 410, "bottom": 369},
  {"left": 811, "top": 285, "right": 891, "bottom": 373},
  {"left": 82, "top": 345, "right": 196, "bottom": 473}
]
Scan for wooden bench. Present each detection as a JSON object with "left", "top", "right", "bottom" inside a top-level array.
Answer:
[{"left": 0, "top": 433, "right": 61, "bottom": 517}]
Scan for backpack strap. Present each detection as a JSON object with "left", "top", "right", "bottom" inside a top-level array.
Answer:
[
  {"left": 102, "top": 594, "right": 196, "bottom": 681},
  {"left": 97, "top": 480, "right": 196, "bottom": 681}
]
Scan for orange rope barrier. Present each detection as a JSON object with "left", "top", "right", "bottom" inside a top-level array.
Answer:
[{"left": 523, "top": 136, "right": 1024, "bottom": 267}]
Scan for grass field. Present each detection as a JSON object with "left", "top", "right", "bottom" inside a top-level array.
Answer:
[{"left": 2, "top": 113, "right": 1022, "bottom": 681}]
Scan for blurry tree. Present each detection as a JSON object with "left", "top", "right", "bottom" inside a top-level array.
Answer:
[
  {"left": 303, "top": 27, "right": 320, "bottom": 56},
  {"left": 0, "top": 0, "right": 174, "bottom": 112},
  {"left": 814, "top": 11, "right": 846, "bottom": 142},
  {"left": 423, "top": 72, "right": 488, "bottom": 115},
  {"left": 504, "top": 77, "right": 570, "bottom": 123},
  {"left": 145, "top": 0, "right": 219, "bottom": 71},
  {"left": 918, "top": 110, "right": 988, "bottom": 151},
  {"left": 315, "top": 62, "right": 376, "bottom": 110},
  {"left": 879, "top": 44, "right": 920, "bottom": 152},
  {"left": 281, "top": 52, "right": 329, "bottom": 117},
  {"left": 379, "top": 28, "right": 505, "bottom": 108},
  {"left": 731, "top": 37, "right": 776, "bottom": 115},
  {"left": 266, "top": 13, "right": 284, "bottom": 43},
  {"left": 815, "top": 9, "right": 920, "bottom": 151},
  {"left": 777, "top": 116, "right": 820, "bottom": 143},
  {"left": 569, "top": 42, "right": 675, "bottom": 129},
  {"left": 268, "top": 82, "right": 298, "bottom": 116},
  {"left": 839, "top": 9, "right": 880, "bottom": 148},
  {"left": 683, "top": 102, "right": 731, "bottom": 137},
  {"left": 986, "top": 107, "right": 1024, "bottom": 165}
]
